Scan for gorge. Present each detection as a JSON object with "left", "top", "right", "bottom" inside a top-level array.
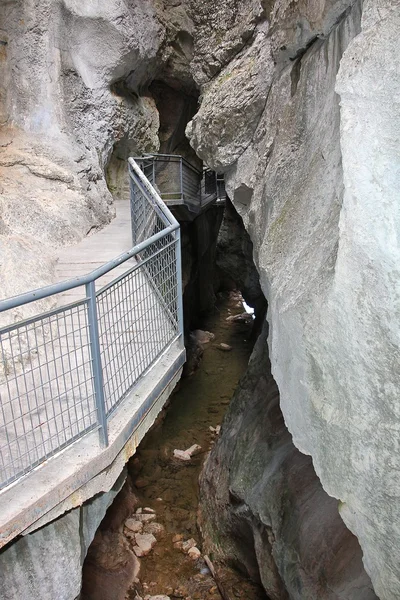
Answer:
[{"left": 0, "top": 0, "right": 399, "bottom": 599}]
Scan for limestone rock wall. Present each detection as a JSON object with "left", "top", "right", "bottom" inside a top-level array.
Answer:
[
  {"left": 0, "top": 0, "right": 163, "bottom": 318},
  {"left": 188, "top": 0, "right": 400, "bottom": 598},
  {"left": 0, "top": 473, "right": 125, "bottom": 600},
  {"left": 200, "top": 320, "right": 378, "bottom": 600}
]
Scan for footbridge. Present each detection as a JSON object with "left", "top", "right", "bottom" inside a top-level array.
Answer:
[
  {"left": 135, "top": 153, "right": 226, "bottom": 219},
  {"left": 0, "top": 158, "right": 185, "bottom": 547}
]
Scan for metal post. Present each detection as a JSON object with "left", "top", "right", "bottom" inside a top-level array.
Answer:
[
  {"left": 175, "top": 229, "right": 184, "bottom": 346},
  {"left": 86, "top": 281, "right": 108, "bottom": 447},
  {"left": 129, "top": 171, "right": 136, "bottom": 246},
  {"left": 179, "top": 158, "right": 183, "bottom": 201},
  {"left": 152, "top": 158, "right": 156, "bottom": 187}
]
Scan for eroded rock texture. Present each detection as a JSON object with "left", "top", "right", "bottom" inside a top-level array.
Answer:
[
  {"left": 0, "top": 0, "right": 195, "bottom": 320},
  {"left": 1, "top": 0, "right": 399, "bottom": 598},
  {"left": 188, "top": 1, "right": 400, "bottom": 598},
  {"left": 200, "top": 321, "right": 378, "bottom": 600},
  {"left": 0, "top": 473, "right": 125, "bottom": 600}
]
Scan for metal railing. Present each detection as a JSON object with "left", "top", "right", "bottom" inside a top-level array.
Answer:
[
  {"left": 134, "top": 154, "right": 226, "bottom": 213},
  {"left": 0, "top": 158, "right": 183, "bottom": 490}
]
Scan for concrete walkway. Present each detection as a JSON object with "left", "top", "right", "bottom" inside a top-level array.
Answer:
[
  {"left": 0, "top": 195, "right": 177, "bottom": 488},
  {"left": 55, "top": 198, "right": 135, "bottom": 303}
]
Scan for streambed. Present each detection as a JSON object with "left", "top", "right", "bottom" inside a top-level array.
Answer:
[{"left": 82, "top": 292, "right": 263, "bottom": 600}]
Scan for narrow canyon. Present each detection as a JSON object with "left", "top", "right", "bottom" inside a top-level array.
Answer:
[{"left": 0, "top": 1, "right": 399, "bottom": 599}]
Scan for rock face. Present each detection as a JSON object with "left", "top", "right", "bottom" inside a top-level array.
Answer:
[
  {"left": 0, "top": 0, "right": 167, "bottom": 318},
  {"left": 200, "top": 321, "right": 378, "bottom": 600},
  {"left": 1, "top": 0, "right": 399, "bottom": 598},
  {"left": 188, "top": 0, "right": 400, "bottom": 598},
  {"left": 0, "top": 474, "right": 124, "bottom": 600},
  {"left": 216, "top": 197, "right": 268, "bottom": 332}
]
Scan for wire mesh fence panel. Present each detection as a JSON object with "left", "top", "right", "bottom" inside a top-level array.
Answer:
[
  {"left": 154, "top": 156, "right": 182, "bottom": 200},
  {"left": 0, "top": 157, "right": 182, "bottom": 490},
  {"left": 0, "top": 300, "right": 97, "bottom": 488},
  {"left": 134, "top": 154, "right": 224, "bottom": 212},
  {"left": 97, "top": 240, "right": 179, "bottom": 416},
  {"left": 130, "top": 162, "right": 171, "bottom": 246},
  {"left": 181, "top": 161, "right": 202, "bottom": 207}
]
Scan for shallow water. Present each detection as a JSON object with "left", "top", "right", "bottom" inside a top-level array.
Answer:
[
  {"left": 129, "top": 292, "right": 254, "bottom": 598},
  {"left": 82, "top": 292, "right": 260, "bottom": 600}
]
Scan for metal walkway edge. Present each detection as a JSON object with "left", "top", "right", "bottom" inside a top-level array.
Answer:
[{"left": 0, "top": 159, "right": 185, "bottom": 543}]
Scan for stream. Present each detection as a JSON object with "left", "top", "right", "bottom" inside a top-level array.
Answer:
[{"left": 82, "top": 291, "right": 260, "bottom": 600}]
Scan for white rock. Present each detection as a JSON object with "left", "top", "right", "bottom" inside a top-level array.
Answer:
[
  {"left": 187, "top": 547, "right": 201, "bottom": 560},
  {"left": 185, "top": 444, "right": 202, "bottom": 457},
  {"left": 173, "top": 444, "right": 202, "bottom": 461},
  {"left": 209, "top": 426, "right": 221, "bottom": 435},
  {"left": 181, "top": 538, "right": 197, "bottom": 553},
  {"left": 133, "top": 533, "right": 157, "bottom": 557},
  {"left": 124, "top": 518, "right": 143, "bottom": 534},
  {"left": 173, "top": 449, "right": 191, "bottom": 461},
  {"left": 136, "top": 513, "right": 156, "bottom": 523}
]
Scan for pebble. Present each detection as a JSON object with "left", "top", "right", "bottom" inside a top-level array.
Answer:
[
  {"left": 125, "top": 518, "right": 143, "bottom": 534},
  {"left": 217, "top": 343, "right": 232, "bottom": 351},
  {"left": 136, "top": 513, "right": 157, "bottom": 523},
  {"left": 209, "top": 425, "right": 221, "bottom": 435},
  {"left": 133, "top": 533, "right": 157, "bottom": 557},
  {"left": 172, "top": 533, "right": 184, "bottom": 543},
  {"left": 188, "top": 546, "right": 201, "bottom": 560},
  {"left": 181, "top": 538, "right": 197, "bottom": 553},
  {"left": 173, "top": 444, "right": 202, "bottom": 461},
  {"left": 186, "top": 444, "right": 202, "bottom": 457},
  {"left": 173, "top": 449, "right": 191, "bottom": 461}
]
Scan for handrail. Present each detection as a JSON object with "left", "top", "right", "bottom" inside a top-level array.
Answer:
[
  {"left": 134, "top": 153, "right": 225, "bottom": 214},
  {"left": 0, "top": 158, "right": 184, "bottom": 490},
  {"left": 141, "top": 153, "right": 202, "bottom": 176},
  {"left": 0, "top": 225, "right": 178, "bottom": 313},
  {"left": 128, "top": 157, "right": 180, "bottom": 226},
  {"left": 0, "top": 159, "right": 179, "bottom": 314}
]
